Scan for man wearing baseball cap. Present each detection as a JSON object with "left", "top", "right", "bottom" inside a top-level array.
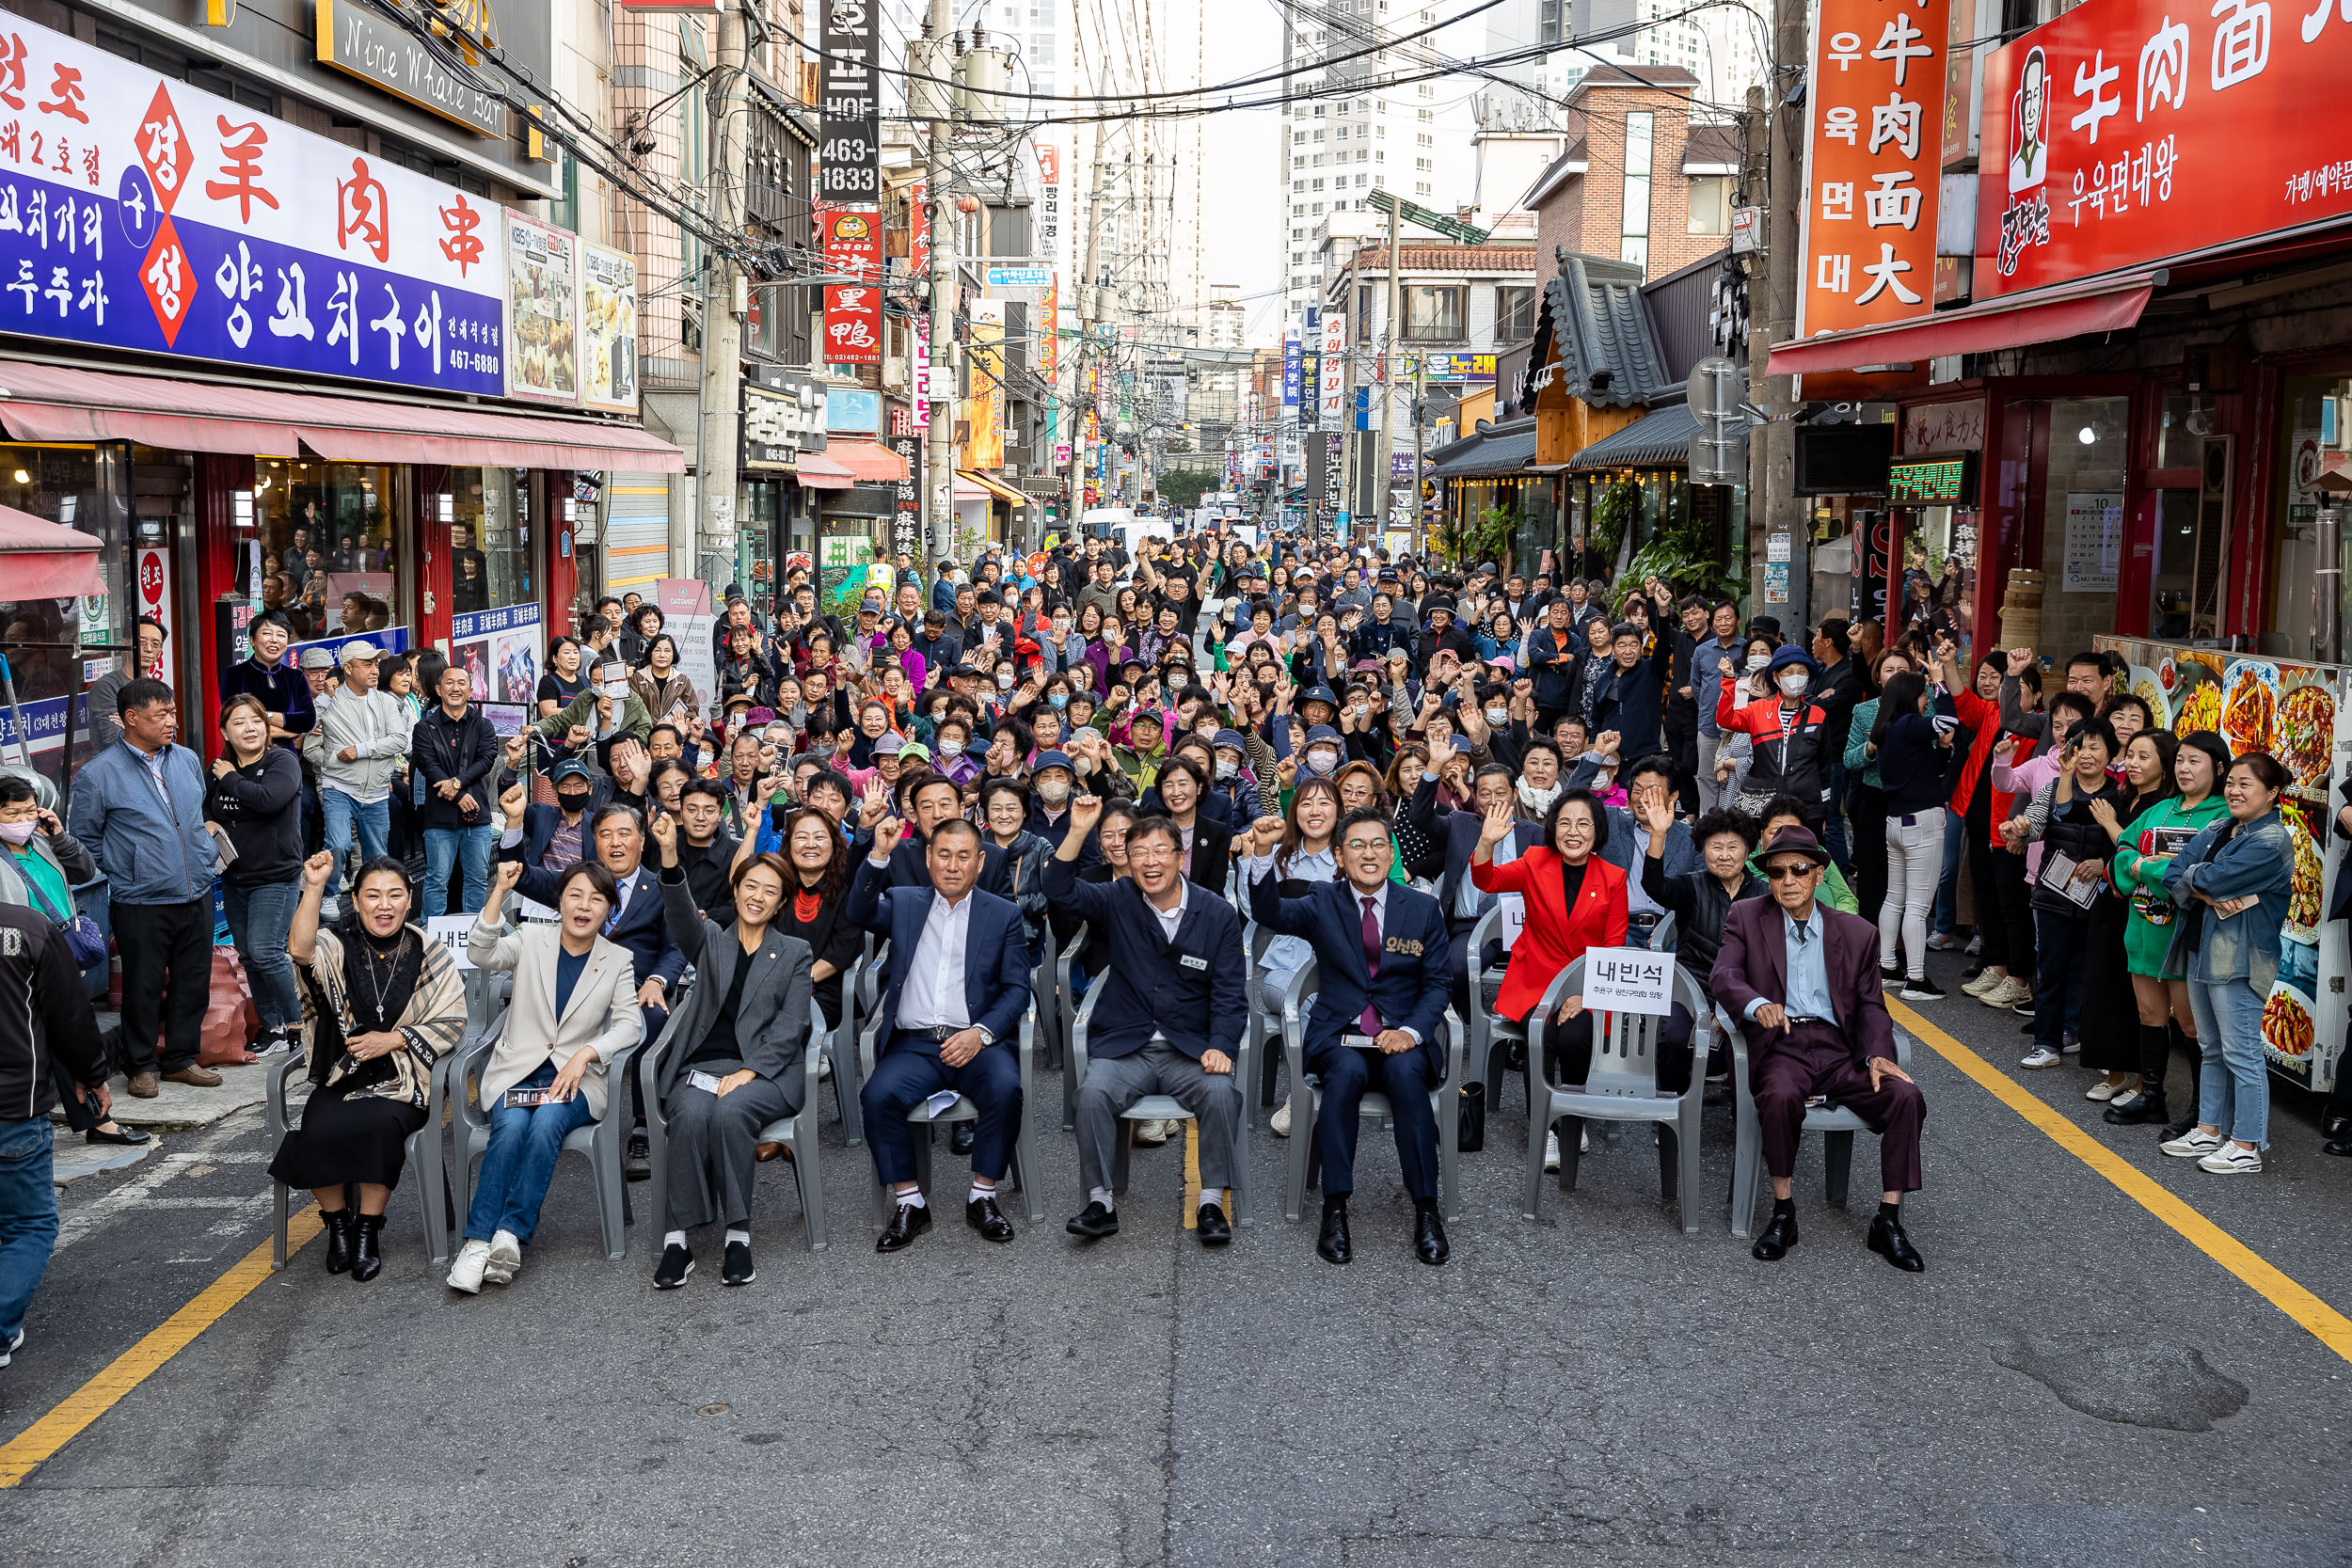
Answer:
[{"left": 304, "top": 641, "right": 408, "bottom": 899}]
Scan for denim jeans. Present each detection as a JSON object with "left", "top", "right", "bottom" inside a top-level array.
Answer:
[
  {"left": 1823, "top": 763, "right": 1851, "bottom": 872},
  {"left": 422, "top": 825, "right": 498, "bottom": 918},
  {"left": 222, "top": 875, "right": 305, "bottom": 1031},
  {"left": 2188, "top": 977, "right": 2270, "bottom": 1146},
  {"left": 320, "top": 789, "right": 390, "bottom": 897},
  {"left": 0, "top": 1116, "right": 58, "bottom": 1343},
  {"left": 466, "top": 1062, "right": 596, "bottom": 1245},
  {"left": 1933, "top": 809, "right": 1965, "bottom": 936}
]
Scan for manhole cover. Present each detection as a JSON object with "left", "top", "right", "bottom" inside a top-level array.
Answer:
[{"left": 1993, "top": 1336, "right": 2249, "bottom": 1431}]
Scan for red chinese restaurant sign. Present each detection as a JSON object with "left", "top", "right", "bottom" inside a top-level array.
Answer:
[
  {"left": 821, "top": 204, "right": 881, "bottom": 364},
  {"left": 1979, "top": 0, "right": 2352, "bottom": 293}
]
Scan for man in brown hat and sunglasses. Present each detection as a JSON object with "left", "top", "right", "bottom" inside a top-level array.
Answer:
[{"left": 1711, "top": 824, "right": 1926, "bottom": 1272}]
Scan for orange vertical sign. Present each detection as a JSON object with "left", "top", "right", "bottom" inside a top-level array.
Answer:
[{"left": 1794, "top": 0, "right": 1949, "bottom": 390}]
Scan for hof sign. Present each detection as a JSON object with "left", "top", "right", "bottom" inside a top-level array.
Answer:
[
  {"left": 819, "top": 0, "right": 881, "bottom": 204},
  {"left": 1581, "top": 947, "right": 1675, "bottom": 1017}
]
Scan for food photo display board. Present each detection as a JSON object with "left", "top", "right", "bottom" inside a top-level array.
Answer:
[{"left": 2097, "top": 637, "right": 2349, "bottom": 1093}]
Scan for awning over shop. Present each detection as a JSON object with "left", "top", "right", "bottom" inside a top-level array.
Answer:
[
  {"left": 0, "top": 503, "right": 103, "bottom": 596},
  {"left": 826, "top": 440, "right": 909, "bottom": 483},
  {"left": 793, "top": 451, "right": 855, "bottom": 489},
  {"left": 1566, "top": 402, "right": 1699, "bottom": 472},
  {"left": 958, "top": 469, "right": 1027, "bottom": 505},
  {"left": 952, "top": 478, "right": 993, "bottom": 503},
  {"left": 0, "top": 360, "right": 687, "bottom": 472},
  {"left": 1765, "top": 273, "right": 2157, "bottom": 377},
  {"left": 1430, "top": 422, "right": 1539, "bottom": 479}
]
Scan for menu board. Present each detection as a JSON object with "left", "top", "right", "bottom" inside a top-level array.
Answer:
[
  {"left": 580, "top": 243, "right": 639, "bottom": 416},
  {"left": 503, "top": 212, "right": 580, "bottom": 406}
]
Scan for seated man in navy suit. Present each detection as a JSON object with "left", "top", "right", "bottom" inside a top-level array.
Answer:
[
  {"left": 1242, "top": 806, "right": 1454, "bottom": 1267},
  {"left": 1045, "top": 795, "right": 1248, "bottom": 1247},
  {"left": 849, "top": 814, "right": 1032, "bottom": 1252},
  {"left": 1709, "top": 824, "right": 1927, "bottom": 1273}
]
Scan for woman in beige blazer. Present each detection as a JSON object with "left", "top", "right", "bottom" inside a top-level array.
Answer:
[{"left": 446, "top": 857, "right": 644, "bottom": 1294}]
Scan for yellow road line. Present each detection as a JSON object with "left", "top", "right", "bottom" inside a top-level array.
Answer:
[
  {"left": 1891, "top": 998, "right": 2352, "bottom": 1365},
  {"left": 0, "top": 1208, "right": 322, "bottom": 1488}
]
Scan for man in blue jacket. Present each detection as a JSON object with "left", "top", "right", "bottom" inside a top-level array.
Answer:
[
  {"left": 67, "top": 679, "right": 222, "bottom": 1097},
  {"left": 1243, "top": 806, "right": 1454, "bottom": 1267},
  {"left": 850, "top": 815, "right": 1031, "bottom": 1252},
  {"left": 1047, "top": 798, "right": 1247, "bottom": 1246}
]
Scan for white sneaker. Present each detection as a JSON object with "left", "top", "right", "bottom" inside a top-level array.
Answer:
[
  {"left": 1963, "top": 969, "right": 2004, "bottom": 998},
  {"left": 447, "top": 1240, "right": 491, "bottom": 1294},
  {"left": 1981, "top": 977, "right": 2034, "bottom": 1009},
  {"left": 1544, "top": 1129, "right": 1561, "bottom": 1172},
  {"left": 484, "top": 1230, "right": 522, "bottom": 1285},
  {"left": 818, "top": 1053, "right": 833, "bottom": 1081},
  {"left": 1926, "top": 930, "right": 1954, "bottom": 951},
  {"left": 1581, "top": 1127, "right": 1590, "bottom": 1153},
  {"left": 1269, "top": 1101, "right": 1292, "bottom": 1138},
  {"left": 2020, "top": 1046, "right": 2062, "bottom": 1069},
  {"left": 1965, "top": 935, "right": 1982, "bottom": 956},
  {"left": 2162, "top": 1128, "right": 2225, "bottom": 1159},
  {"left": 1132, "top": 1118, "right": 1170, "bottom": 1147},
  {"left": 2198, "top": 1143, "right": 2263, "bottom": 1175}
]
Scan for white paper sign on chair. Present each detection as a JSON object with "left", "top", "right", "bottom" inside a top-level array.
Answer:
[
  {"left": 1498, "top": 893, "right": 1526, "bottom": 949},
  {"left": 1581, "top": 947, "right": 1674, "bottom": 1016},
  {"left": 426, "top": 916, "right": 478, "bottom": 971}
]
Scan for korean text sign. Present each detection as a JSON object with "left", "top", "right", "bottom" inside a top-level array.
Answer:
[
  {"left": 818, "top": 0, "right": 880, "bottom": 203},
  {"left": 0, "top": 12, "right": 503, "bottom": 396},
  {"left": 1580, "top": 946, "right": 1676, "bottom": 1018},
  {"left": 822, "top": 205, "right": 881, "bottom": 364},
  {"left": 1976, "top": 0, "right": 2332, "bottom": 293},
  {"left": 1795, "top": 0, "right": 1949, "bottom": 341}
]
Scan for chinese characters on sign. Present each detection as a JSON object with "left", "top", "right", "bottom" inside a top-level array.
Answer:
[
  {"left": 1974, "top": 0, "right": 2331, "bottom": 292},
  {"left": 1795, "top": 0, "right": 1949, "bottom": 357},
  {"left": 818, "top": 0, "right": 879, "bottom": 204},
  {"left": 820, "top": 205, "right": 881, "bottom": 365},
  {"left": 0, "top": 13, "right": 504, "bottom": 395}
]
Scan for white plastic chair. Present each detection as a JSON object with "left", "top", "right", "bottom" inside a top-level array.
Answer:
[
  {"left": 1067, "top": 974, "right": 1255, "bottom": 1226},
  {"left": 1717, "top": 1001, "right": 1917, "bottom": 1237},
  {"left": 1520, "top": 957, "right": 1711, "bottom": 1232},
  {"left": 1279, "top": 959, "right": 1465, "bottom": 1224},
  {"left": 642, "top": 994, "right": 829, "bottom": 1252}
]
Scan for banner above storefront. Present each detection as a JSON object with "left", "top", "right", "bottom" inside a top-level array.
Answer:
[
  {"left": 0, "top": 12, "right": 508, "bottom": 399},
  {"left": 1978, "top": 0, "right": 2352, "bottom": 293}
]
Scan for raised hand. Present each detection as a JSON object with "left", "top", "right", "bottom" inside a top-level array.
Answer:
[
  {"left": 646, "top": 810, "right": 677, "bottom": 861},
  {"left": 1249, "top": 814, "right": 1287, "bottom": 855},
  {"left": 1067, "top": 793, "right": 1104, "bottom": 834},
  {"left": 500, "top": 780, "right": 527, "bottom": 822},
  {"left": 301, "top": 850, "right": 335, "bottom": 889},
  {"left": 1476, "top": 797, "right": 1515, "bottom": 847},
  {"left": 2006, "top": 645, "right": 2037, "bottom": 677},
  {"left": 870, "top": 813, "right": 906, "bottom": 862}
]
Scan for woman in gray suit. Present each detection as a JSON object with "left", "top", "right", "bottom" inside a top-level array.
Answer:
[{"left": 646, "top": 811, "right": 814, "bottom": 1289}]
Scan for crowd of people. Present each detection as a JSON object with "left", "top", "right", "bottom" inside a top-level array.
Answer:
[{"left": 0, "top": 520, "right": 2339, "bottom": 1343}]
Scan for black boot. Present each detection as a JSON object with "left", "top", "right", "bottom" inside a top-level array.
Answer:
[
  {"left": 319, "top": 1209, "right": 355, "bottom": 1275},
  {"left": 348, "top": 1214, "right": 385, "bottom": 1282}
]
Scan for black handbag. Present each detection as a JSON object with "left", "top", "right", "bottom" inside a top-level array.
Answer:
[{"left": 1456, "top": 1081, "right": 1486, "bottom": 1153}]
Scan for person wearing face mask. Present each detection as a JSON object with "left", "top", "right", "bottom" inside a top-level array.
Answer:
[
  {"left": 534, "top": 657, "right": 653, "bottom": 781},
  {"left": 1717, "top": 645, "right": 1836, "bottom": 828},
  {"left": 1209, "top": 729, "right": 1263, "bottom": 825},
  {"left": 519, "top": 758, "right": 605, "bottom": 870}
]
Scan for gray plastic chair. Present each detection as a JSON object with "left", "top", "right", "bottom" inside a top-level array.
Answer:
[
  {"left": 1057, "top": 920, "right": 1089, "bottom": 1132},
  {"left": 451, "top": 990, "right": 660, "bottom": 1261},
  {"left": 1520, "top": 957, "right": 1711, "bottom": 1232},
  {"left": 1033, "top": 919, "right": 1062, "bottom": 1071},
  {"left": 642, "top": 995, "right": 829, "bottom": 1252},
  {"left": 1462, "top": 902, "right": 1514, "bottom": 1111},
  {"left": 265, "top": 1050, "right": 452, "bottom": 1270},
  {"left": 828, "top": 937, "right": 870, "bottom": 1149},
  {"left": 1243, "top": 924, "right": 1282, "bottom": 1117},
  {"left": 857, "top": 1001, "right": 1043, "bottom": 1230},
  {"left": 1650, "top": 912, "right": 1677, "bottom": 951},
  {"left": 1279, "top": 959, "right": 1465, "bottom": 1224},
  {"left": 1718, "top": 1000, "right": 1916, "bottom": 1238},
  {"left": 1067, "top": 974, "right": 1256, "bottom": 1226}
]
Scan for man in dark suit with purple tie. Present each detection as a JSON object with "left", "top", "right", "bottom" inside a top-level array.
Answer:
[{"left": 1710, "top": 825, "right": 1927, "bottom": 1272}]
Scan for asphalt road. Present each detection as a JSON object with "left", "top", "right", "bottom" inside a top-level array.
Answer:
[{"left": 4, "top": 944, "right": 2350, "bottom": 1568}]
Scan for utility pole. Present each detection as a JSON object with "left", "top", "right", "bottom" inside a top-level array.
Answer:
[
  {"left": 1376, "top": 195, "right": 1401, "bottom": 551},
  {"left": 691, "top": 0, "right": 747, "bottom": 584},
  {"left": 1411, "top": 349, "right": 1426, "bottom": 557},
  {"left": 1745, "top": 18, "right": 1806, "bottom": 626},
  {"left": 919, "top": 0, "right": 957, "bottom": 567},
  {"left": 1078, "top": 129, "right": 1108, "bottom": 522}
]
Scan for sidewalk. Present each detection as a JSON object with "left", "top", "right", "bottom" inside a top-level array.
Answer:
[{"left": 47, "top": 1010, "right": 277, "bottom": 1186}]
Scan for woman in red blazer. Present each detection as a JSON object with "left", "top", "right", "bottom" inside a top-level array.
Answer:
[{"left": 1470, "top": 790, "right": 1629, "bottom": 1024}]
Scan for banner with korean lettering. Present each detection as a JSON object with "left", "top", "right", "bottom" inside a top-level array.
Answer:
[
  {"left": 965, "top": 299, "right": 1006, "bottom": 471},
  {"left": 0, "top": 14, "right": 505, "bottom": 397},
  {"left": 504, "top": 212, "right": 578, "bottom": 406},
  {"left": 818, "top": 0, "right": 880, "bottom": 204},
  {"left": 821, "top": 205, "right": 881, "bottom": 364},
  {"left": 1977, "top": 0, "right": 2342, "bottom": 294},
  {"left": 1794, "top": 0, "right": 1947, "bottom": 374}
]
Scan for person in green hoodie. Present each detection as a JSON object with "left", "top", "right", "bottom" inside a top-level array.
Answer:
[
  {"left": 2098, "top": 729, "right": 2231, "bottom": 1127},
  {"left": 1746, "top": 794, "right": 1859, "bottom": 915}
]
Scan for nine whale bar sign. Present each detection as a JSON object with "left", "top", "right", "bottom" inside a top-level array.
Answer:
[{"left": 315, "top": 0, "right": 510, "bottom": 140}]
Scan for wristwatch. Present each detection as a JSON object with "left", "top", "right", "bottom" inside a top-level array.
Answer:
[{"left": 974, "top": 1026, "right": 995, "bottom": 1047}]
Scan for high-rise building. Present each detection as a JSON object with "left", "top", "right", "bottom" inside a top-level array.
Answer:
[{"left": 1482, "top": 0, "right": 1767, "bottom": 123}]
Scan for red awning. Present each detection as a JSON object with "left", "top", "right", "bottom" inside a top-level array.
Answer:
[
  {"left": 1766, "top": 273, "right": 2157, "bottom": 377},
  {"left": 0, "top": 503, "right": 103, "bottom": 596},
  {"left": 826, "top": 439, "right": 910, "bottom": 483},
  {"left": 0, "top": 361, "right": 685, "bottom": 472},
  {"left": 793, "top": 451, "right": 854, "bottom": 489}
]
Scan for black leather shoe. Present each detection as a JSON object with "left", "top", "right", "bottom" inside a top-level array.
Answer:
[
  {"left": 1751, "top": 1207, "right": 1798, "bottom": 1261},
  {"left": 319, "top": 1209, "right": 355, "bottom": 1275},
  {"left": 1196, "top": 1203, "right": 1232, "bottom": 1247},
  {"left": 2326, "top": 1110, "right": 2352, "bottom": 1140},
  {"left": 85, "top": 1122, "right": 149, "bottom": 1146},
  {"left": 1066, "top": 1200, "right": 1119, "bottom": 1239},
  {"left": 2104, "top": 1091, "right": 2169, "bottom": 1126},
  {"left": 1316, "top": 1201, "right": 1352, "bottom": 1264},
  {"left": 1867, "top": 1212, "right": 1926, "bottom": 1272},
  {"left": 653, "top": 1242, "right": 694, "bottom": 1289},
  {"left": 966, "top": 1194, "right": 1016, "bottom": 1243},
  {"left": 2325, "top": 1135, "right": 2352, "bottom": 1159},
  {"left": 722, "top": 1240, "right": 755, "bottom": 1286},
  {"left": 1413, "top": 1201, "right": 1449, "bottom": 1266},
  {"left": 876, "top": 1201, "right": 932, "bottom": 1253},
  {"left": 348, "top": 1214, "right": 384, "bottom": 1282},
  {"left": 949, "top": 1121, "right": 977, "bottom": 1156}
]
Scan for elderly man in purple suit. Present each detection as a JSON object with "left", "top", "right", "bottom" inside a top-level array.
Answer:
[{"left": 1709, "top": 824, "right": 1927, "bottom": 1272}]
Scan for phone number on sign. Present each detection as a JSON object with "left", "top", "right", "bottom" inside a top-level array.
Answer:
[{"left": 450, "top": 350, "right": 502, "bottom": 376}]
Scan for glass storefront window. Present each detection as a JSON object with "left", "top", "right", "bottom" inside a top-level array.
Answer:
[
  {"left": 257, "top": 459, "right": 398, "bottom": 641},
  {"left": 450, "top": 468, "right": 533, "bottom": 616},
  {"left": 0, "top": 444, "right": 132, "bottom": 788},
  {"left": 2273, "top": 372, "right": 2352, "bottom": 658},
  {"left": 2036, "top": 396, "right": 2130, "bottom": 656}
]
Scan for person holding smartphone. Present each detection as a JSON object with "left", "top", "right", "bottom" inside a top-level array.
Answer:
[{"left": 205, "top": 695, "right": 309, "bottom": 1055}]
